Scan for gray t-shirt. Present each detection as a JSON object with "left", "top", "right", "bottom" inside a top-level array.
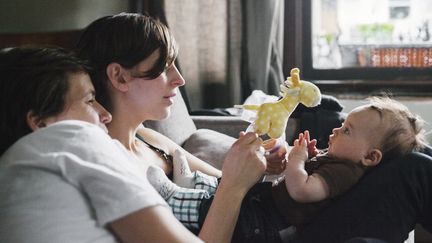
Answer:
[{"left": 0, "top": 120, "right": 167, "bottom": 243}]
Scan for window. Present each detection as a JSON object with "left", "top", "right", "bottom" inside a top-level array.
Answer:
[{"left": 285, "top": 0, "right": 432, "bottom": 96}]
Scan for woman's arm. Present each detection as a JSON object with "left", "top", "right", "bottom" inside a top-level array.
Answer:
[
  {"left": 137, "top": 127, "right": 222, "bottom": 177},
  {"left": 198, "top": 132, "right": 267, "bottom": 242},
  {"left": 181, "top": 148, "right": 222, "bottom": 177},
  {"left": 198, "top": 181, "right": 245, "bottom": 242},
  {"left": 110, "top": 205, "right": 202, "bottom": 243},
  {"left": 137, "top": 128, "right": 267, "bottom": 242}
]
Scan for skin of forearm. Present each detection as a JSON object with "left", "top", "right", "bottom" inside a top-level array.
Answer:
[
  {"left": 284, "top": 157, "right": 311, "bottom": 202},
  {"left": 198, "top": 181, "right": 247, "bottom": 243},
  {"left": 185, "top": 152, "right": 222, "bottom": 178},
  {"left": 189, "top": 160, "right": 222, "bottom": 178},
  {"left": 285, "top": 156, "right": 329, "bottom": 202},
  {"left": 110, "top": 206, "right": 202, "bottom": 243}
]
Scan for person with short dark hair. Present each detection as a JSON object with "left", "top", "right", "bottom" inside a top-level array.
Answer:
[
  {"left": 0, "top": 46, "right": 206, "bottom": 242},
  {"left": 0, "top": 46, "right": 106, "bottom": 154}
]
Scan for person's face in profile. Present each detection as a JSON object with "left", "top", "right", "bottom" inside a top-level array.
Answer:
[
  {"left": 328, "top": 107, "right": 382, "bottom": 164},
  {"left": 44, "top": 72, "right": 112, "bottom": 132},
  {"left": 121, "top": 50, "right": 185, "bottom": 121}
]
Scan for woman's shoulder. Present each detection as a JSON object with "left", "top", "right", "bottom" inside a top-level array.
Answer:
[
  {"left": 137, "top": 125, "right": 178, "bottom": 152},
  {"left": 137, "top": 125, "right": 164, "bottom": 141}
]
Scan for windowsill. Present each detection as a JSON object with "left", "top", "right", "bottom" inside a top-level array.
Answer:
[{"left": 314, "top": 80, "right": 432, "bottom": 99}]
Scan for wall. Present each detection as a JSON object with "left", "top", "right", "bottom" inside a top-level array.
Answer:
[
  {"left": 0, "top": 0, "right": 127, "bottom": 33},
  {"left": 339, "top": 97, "right": 432, "bottom": 144}
]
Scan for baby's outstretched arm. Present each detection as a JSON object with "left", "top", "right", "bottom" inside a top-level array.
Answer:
[{"left": 284, "top": 133, "right": 329, "bottom": 203}]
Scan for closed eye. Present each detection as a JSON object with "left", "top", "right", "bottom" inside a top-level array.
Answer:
[
  {"left": 87, "top": 98, "right": 95, "bottom": 105},
  {"left": 86, "top": 92, "right": 96, "bottom": 105}
]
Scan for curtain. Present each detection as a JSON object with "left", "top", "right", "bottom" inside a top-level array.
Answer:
[
  {"left": 243, "top": 0, "right": 285, "bottom": 97},
  {"left": 163, "top": 0, "right": 284, "bottom": 110}
]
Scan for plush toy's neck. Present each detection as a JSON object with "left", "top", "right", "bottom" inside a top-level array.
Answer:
[{"left": 278, "top": 94, "right": 299, "bottom": 112}]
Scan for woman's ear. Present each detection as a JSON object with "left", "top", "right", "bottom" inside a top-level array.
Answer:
[
  {"left": 26, "top": 111, "right": 46, "bottom": 131},
  {"left": 361, "top": 149, "right": 382, "bottom": 167},
  {"left": 106, "top": 63, "right": 129, "bottom": 92}
]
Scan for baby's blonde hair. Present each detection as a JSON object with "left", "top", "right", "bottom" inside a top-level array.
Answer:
[{"left": 367, "top": 96, "right": 426, "bottom": 160}]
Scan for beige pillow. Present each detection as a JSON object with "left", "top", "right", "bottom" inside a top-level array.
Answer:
[{"left": 183, "top": 129, "right": 236, "bottom": 170}]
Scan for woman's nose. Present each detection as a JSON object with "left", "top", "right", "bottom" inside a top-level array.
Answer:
[
  {"left": 332, "top": 127, "right": 340, "bottom": 135},
  {"left": 169, "top": 65, "right": 185, "bottom": 87},
  {"left": 96, "top": 101, "right": 112, "bottom": 124}
]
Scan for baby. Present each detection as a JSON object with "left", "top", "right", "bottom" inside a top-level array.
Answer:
[{"left": 148, "top": 96, "right": 426, "bottom": 231}]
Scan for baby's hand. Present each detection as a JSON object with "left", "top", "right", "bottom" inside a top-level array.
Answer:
[
  {"left": 287, "top": 133, "right": 308, "bottom": 163},
  {"left": 304, "top": 130, "right": 319, "bottom": 157}
]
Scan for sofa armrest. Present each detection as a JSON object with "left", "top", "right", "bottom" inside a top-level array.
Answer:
[
  {"left": 191, "top": 116, "right": 248, "bottom": 138},
  {"left": 191, "top": 115, "right": 300, "bottom": 143}
]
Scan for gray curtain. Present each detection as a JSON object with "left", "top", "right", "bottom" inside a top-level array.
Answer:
[
  {"left": 244, "top": 0, "right": 285, "bottom": 96},
  {"left": 164, "top": 0, "right": 284, "bottom": 110}
]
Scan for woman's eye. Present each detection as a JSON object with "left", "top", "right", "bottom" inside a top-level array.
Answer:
[
  {"left": 87, "top": 99, "right": 95, "bottom": 105},
  {"left": 342, "top": 127, "right": 349, "bottom": 134}
]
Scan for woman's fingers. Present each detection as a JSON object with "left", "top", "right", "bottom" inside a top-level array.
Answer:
[
  {"left": 263, "top": 138, "right": 277, "bottom": 150},
  {"left": 222, "top": 132, "right": 267, "bottom": 192}
]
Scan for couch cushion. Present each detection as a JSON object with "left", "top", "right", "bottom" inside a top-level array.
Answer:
[{"left": 183, "top": 129, "right": 236, "bottom": 169}]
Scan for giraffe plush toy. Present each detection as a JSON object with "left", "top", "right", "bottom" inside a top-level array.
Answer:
[{"left": 240, "top": 68, "right": 321, "bottom": 139}]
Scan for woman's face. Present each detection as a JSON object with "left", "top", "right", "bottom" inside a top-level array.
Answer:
[
  {"left": 44, "top": 72, "right": 112, "bottom": 132},
  {"left": 122, "top": 50, "right": 185, "bottom": 121}
]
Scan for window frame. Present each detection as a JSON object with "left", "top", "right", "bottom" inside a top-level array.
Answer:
[{"left": 283, "top": 0, "right": 432, "bottom": 96}]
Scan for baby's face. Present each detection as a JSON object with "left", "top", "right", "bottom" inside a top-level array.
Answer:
[{"left": 328, "top": 106, "right": 383, "bottom": 164}]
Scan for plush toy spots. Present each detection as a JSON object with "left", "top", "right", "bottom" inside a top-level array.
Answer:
[{"left": 240, "top": 68, "right": 322, "bottom": 139}]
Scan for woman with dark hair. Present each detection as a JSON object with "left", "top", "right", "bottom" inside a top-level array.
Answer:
[
  {"left": 77, "top": 13, "right": 275, "bottom": 242},
  {"left": 0, "top": 46, "right": 215, "bottom": 242}
]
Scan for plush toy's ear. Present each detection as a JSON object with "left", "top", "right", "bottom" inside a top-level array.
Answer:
[{"left": 290, "top": 68, "right": 300, "bottom": 86}]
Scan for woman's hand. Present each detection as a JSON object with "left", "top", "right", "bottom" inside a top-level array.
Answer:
[
  {"left": 263, "top": 139, "right": 287, "bottom": 175},
  {"left": 220, "top": 132, "right": 267, "bottom": 194},
  {"left": 199, "top": 132, "right": 266, "bottom": 242}
]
